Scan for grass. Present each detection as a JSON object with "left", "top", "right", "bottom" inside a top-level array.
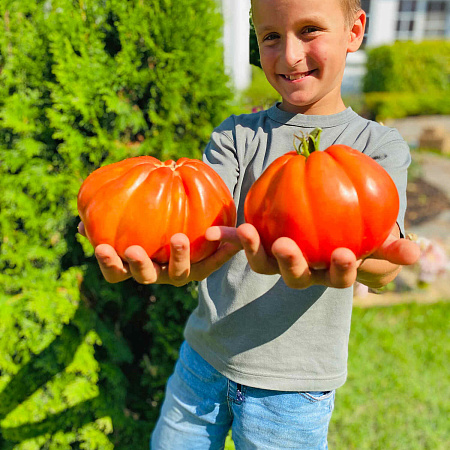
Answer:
[{"left": 226, "top": 301, "right": 449, "bottom": 449}]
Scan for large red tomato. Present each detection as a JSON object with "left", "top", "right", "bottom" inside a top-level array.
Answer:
[
  {"left": 244, "top": 128, "right": 400, "bottom": 268},
  {"left": 78, "top": 156, "right": 236, "bottom": 263}
]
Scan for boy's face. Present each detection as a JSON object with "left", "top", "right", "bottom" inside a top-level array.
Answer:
[{"left": 252, "top": 0, "right": 364, "bottom": 115}]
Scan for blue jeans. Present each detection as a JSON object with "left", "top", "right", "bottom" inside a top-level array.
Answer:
[{"left": 151, "top": 341, "right": 335, "bottom": 449}]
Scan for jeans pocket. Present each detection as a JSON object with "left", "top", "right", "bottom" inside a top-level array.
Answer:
[{"left": 299, "top": 390, "right": 334, "bottom": 403}]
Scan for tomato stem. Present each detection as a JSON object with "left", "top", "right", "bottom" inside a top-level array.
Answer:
[{"left": 293, "top": 127, "right": 323, "bottom": 157}]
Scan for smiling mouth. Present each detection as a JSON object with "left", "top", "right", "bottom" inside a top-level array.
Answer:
[{"left": 281, "top": 69, "right": 316, "bottom": 80}]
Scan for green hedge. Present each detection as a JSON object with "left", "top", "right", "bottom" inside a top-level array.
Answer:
[
  {"left": 0, "top": 0, "right": 233, "bottom": 447},
  {"left": 364, "top": 92, "right": 450, "bottom": 121},
  {"left": 241, "top": 66, "right": 280, "bottom": 110},
  {"left": 362, "top": 40, "right": 450, "bottom": 120}
]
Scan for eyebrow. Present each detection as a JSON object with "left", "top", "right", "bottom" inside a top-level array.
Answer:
[
  {"left": 253, "top": 14, "right": 326, "bottom": 31},
  {"left": 255, "top": 14, "right": 326, "bottom": 34}
]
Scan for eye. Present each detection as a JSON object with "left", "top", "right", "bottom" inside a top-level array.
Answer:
[
  {"left": 262, "top": 33, "right": 279, "bottom": 42},
  {"left": 302, "top": 26, "right": 321, "bottom": 35}
]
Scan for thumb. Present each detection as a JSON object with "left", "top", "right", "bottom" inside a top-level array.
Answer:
[
  {"left": 205, "top": 226, "right": 242, "bottom": 248},
  {"left": 372, "top": 235, "right": 421, "bottom": 266}
]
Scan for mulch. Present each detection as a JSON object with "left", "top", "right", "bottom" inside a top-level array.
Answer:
[{"left": 404, "top": 177, "right": 450, "bottom": 228}]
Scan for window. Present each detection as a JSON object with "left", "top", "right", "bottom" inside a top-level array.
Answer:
[
  {"left": 396, "top": 0, "right": 449, "bottom": 40},
  {"left": 400, "top": 1, "right": 418, "bottom": 12},
  {"left": 424, "top": 1, "right": 448, "bottom": 37},
  {"left": 396, "top": 0, "right": 418, "bottom": 40}
]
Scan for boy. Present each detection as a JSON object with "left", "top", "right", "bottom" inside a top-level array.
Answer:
[{"left": 83, "top": 0, "right": 420, "bottom": 447}]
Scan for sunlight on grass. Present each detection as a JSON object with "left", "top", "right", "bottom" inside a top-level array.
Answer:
[
  {"left": 329, "top": 302, "right": 448, "bottom": 449},
  {"left": 225, "top": 302, "right": 449, "bottom": 449}
]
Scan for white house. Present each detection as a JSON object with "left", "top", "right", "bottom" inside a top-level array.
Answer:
[
  {"left": 220, "top": 0, "right": 450, "bottom": 94},
  {"left": 343, "top": 0, "right": 450, "bottom": 93},
  {"left": 220, "top": 0, "right": 252, "bottom": 91}
]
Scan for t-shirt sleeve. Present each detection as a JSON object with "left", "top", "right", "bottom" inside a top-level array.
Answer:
[
  {"left": 364, "top": 128, "right": 411, "bottom": 236},
  {"left": 202, "top": 116, "right": 240, "bottom": 198}
]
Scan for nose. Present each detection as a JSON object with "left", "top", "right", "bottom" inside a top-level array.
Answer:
[{"left": 283, "top": 34, "right": 305, "bottom": 68}]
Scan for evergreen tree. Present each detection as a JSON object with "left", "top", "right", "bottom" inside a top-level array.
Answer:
[{"left": 0, "top": 0, "right": 233, "bottom": 447}]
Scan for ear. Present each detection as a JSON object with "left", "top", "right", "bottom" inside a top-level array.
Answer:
[{"left": 347, "top": 10, "right": 366, "bottom": 53}]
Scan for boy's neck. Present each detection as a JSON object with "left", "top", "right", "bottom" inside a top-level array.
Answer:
[{"left": 278, "top": 97, "right": 347, "bottom": 116}]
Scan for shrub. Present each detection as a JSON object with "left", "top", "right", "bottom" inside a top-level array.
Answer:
[
  {"left": 362, "top": 40, "right": 450, "bottom": 120},
  {"left": 0, "top": 0, "right": 233, "bottom": 447},
  {"left": 363, "top": 40, "right": 450, "bottom": 94},
  {"left": 241, "top": 66, "right": 280, "bottom": 111},
  {"left": 364, "top": 92, "right": 450, "bottom": 121}
]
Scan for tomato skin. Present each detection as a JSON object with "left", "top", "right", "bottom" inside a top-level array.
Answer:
[
  {"left": 77, "top": 156, "right": 237, "bottom": 263},
  {"left": 244, "top": 144, "right": 400, "bottom": 268}
]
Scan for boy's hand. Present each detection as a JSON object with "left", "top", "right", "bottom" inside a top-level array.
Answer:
[
  {"left": 236, "top": 223, "right": 420, "bottom": 290},
  {"left": 78, "top": 223, "right": 242, "bottom": 286}
]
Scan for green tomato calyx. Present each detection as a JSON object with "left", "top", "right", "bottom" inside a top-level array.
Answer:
[{"left": 293, "top": 127, "right": 323, "bottom": 157}]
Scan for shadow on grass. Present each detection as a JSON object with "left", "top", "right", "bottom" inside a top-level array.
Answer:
[{"left": 0, "top": 304, "right": 114, "bottom": 445}]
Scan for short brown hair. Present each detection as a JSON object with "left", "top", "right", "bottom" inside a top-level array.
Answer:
[
  {"left": 250, "top": 0, "right": 363, "bottom": 29},
  {"left": 341, "top": 0, "right": 362, "bottom": 28}
]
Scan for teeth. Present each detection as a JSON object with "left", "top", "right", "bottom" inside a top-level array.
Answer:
[{"left": 284, "top": 72, "right": 310, "bottom": 80}]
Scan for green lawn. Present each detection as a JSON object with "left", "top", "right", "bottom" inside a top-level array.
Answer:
[{"left": 226, "top": 301, "right": 449, "bottom": 449}]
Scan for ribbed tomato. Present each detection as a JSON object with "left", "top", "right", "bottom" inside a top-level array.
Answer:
[
  {"left": 77, "top": 156, "right": 236, "bottom": 263},
  {"left": 244, "top": 128, "right": 399, "bottom": 268}
]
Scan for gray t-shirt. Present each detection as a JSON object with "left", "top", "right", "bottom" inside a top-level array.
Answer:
[{"left": 184, "top": 105, "right": 410, "bottom": 392}]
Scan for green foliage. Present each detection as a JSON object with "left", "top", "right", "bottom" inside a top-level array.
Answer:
[
  {"left": 0, "top": 0, "right": 233, "bottom": 447},
  {"left": 362, "top": 40, "right": 450, "bottom": 120},
  {"left": 240, "top": 66, "right": 280, "bottom": 111},
  {"left": 364, "top": 91, "right": 450, "bottom": 121},
  {"left": 363, "top": 41, "right": 450, "bottom": 94}
]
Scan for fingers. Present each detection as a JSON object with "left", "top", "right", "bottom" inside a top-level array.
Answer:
[
  {"left": 90, "top": 228, "right": 242, "bottom": 286},
  {"left": 236, "top": 224, "right": 279, "bottom": 275},
  {"left": 94, "top": 231, "right": 360, "bottom": 290},
  {"left": 372, "top": 234, "right": 421, "bottom": 266},
  {"left": 185, "top": 227, "right": 242, "bottom": 281},
  {"left": 81, "top": 226, "right": 134, "bottom": 284},
  {"left": 80, "top": 221, "right": 162, "bottom": 284},
  {"left": 95, "top": 244, "right": 131, "bottom": 283},
  {"left": 93, "top": 243, "right": 162, "bottom": 285},
  {"left": 237, "top": 226, "right": 359, "bottom": 289},
  {"left": 96, "top": 239, "right": 189, "bottom": 286},
  {"left": 167, "top": 234, "right": 191, "bottom": 283},
  {"left": 91, "top": 235, "right": 193, "bottom": 285},
  {"left": 327, "top": 248, "right": 359, "bottom": 288},
  {"left": 270, "top": 241, "right": 358, "bottom": 289},
  {"left": 123, "top": 246, "right": 160, "bottom": 284},
  {"left": 271, "top": 237, "right": 313, "bottom": 289},
  {"left": 206, "top": 226, "right": 242, "bottom": 248}
]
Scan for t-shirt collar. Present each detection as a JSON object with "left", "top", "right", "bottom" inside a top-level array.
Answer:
[{"left": 267, "top": 102, "right": 358, "bottom": 128}]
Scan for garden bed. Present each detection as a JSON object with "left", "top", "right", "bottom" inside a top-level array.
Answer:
[{"left": 405, "top": 177, "right": 450, "bottom": 228}]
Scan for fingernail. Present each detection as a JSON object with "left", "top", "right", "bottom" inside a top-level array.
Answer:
[
  {"left": 337, "top": 262, "right": 352, "bottom": 271},
  {"left": 206, "top": 227, "right": 221, "bottom": 241}
]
